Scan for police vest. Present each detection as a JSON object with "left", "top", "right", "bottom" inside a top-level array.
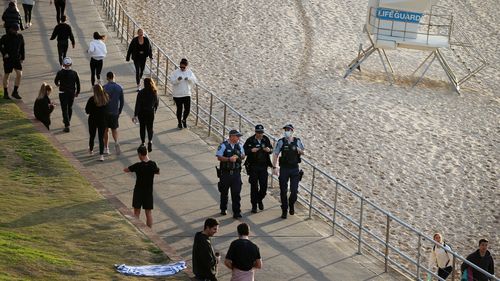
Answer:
[
  {"left": 279, "top": 137, "right": 301, "bottom": 168},
  {"left": 247, "top": 137, "right": 270, "bottom": 166},
  {"left": 220, "top": 141, "right": 242, "bottom": 171}
]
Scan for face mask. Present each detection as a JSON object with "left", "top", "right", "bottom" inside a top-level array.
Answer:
[{"left": 284, "top": 131, "right": 292, "bottom": 138}]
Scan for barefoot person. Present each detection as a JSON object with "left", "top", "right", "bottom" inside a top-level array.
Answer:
[{"left": 123, "top": 145, "right": 160, "bottom": 228}]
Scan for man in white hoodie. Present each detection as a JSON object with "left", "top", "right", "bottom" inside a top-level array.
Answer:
[
  {"left": 168, "top": 58, "right": 197, "bottom": 129},
  {"left": 87, "top": 32, "right": 107, "bottom": 86}
]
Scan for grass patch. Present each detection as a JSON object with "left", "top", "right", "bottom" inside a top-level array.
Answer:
[{"left": 0, "top": 97, "right": 188, "bottom": 280}]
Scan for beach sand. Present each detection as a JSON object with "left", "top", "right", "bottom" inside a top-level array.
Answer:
[{"left": 118, "top": 0, "right": 499, "bottom": 264}]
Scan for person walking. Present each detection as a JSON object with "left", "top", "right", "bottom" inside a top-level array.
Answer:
[
  {"left": 33, "top": 83, "right": 55, "bottom": 130},
  {"left": 85, "top": 84, "right": 109, "bottom": 161},
  {"left": 126, "top": 28, "right": 152, "bottom": 91},
  {"left": 133, "top": 77, "right": 158, "bottom": 153},
  {"left": 103, "top": 71, "right": 124, "bottom": 155},
  {"left": 54, "top": 57, "right": 80, "bottom": 132},
  {"left": 427, "top": 233, "right": 453, "bottom": 280},
  {"left": 216, "top": 129, "right": 245, "bottom": 219},
  {"left": 243, "top": 124, "right": 272, "bottom": 213},
  {"left": 168, "top": 58, "right": 197, "bottom": 129},
  {"left": 2, "top": 1, "right": 24, "bottom": 33},
  {"left": 50, "top": 0, "right": 66, "bottom": 24},
  {"left": 21, "top": 0, "right": 34, "bottom": 28},
  {"left": 224, "top": 223, "right": 262, "bottom": 281},
  {"left": 460, "top": 238, "right": 495, "bottom": 281},
  {"left": 123, "top": 145, "right": 160, "bottom": 228},
  {"left": 1, "top": 24, "right": 24, "bottom": 100},
  {"left": 272, "top": 124, "right": 305, "bottom": 219},
  {"left": 50, "top": 15, "right": 75, "bottom": 66},
  {"left": 192, "top": 218, "right": 220, "bottom": 281},
  {"left": 87, "top": 32, "right": 107, "bottom": 86}
]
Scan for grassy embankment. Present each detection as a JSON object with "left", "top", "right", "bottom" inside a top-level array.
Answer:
[{"left": 0, "top": 95, "right": 188, "bottom": 280}]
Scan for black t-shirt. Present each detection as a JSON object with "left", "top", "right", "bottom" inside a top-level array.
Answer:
[
  {"left": 226, "top": 238, "right": 261, "bottom": 271},
  {"left": 128, "top": 160, "right": 159, "bottom": 191}
]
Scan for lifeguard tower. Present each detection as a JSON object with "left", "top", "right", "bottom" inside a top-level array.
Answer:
[{"left": 344, "top": 0, "right": 487, "bottom": 93}]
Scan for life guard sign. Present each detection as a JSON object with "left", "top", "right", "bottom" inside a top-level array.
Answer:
[{"left": 376, "top": 8, "right": 423, "bottom": 23}]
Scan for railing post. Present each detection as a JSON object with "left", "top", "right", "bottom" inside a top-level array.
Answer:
[
  {"left": 416, "top": 234, "right": 422, "bottom": 280},
  {"left": 126, "top": 17, "right": 130, "bottom": 45},
  {"left": 308, "top": 167, "right": 316, "bottom": 219},
  {"left": 164, "top": 60, "right": 169, "bottom": 96},
  {"left": 156, "top": 49, "right": 160, "bottom": 83},
  {"left": 384, "top": 215, "right": 391, "bottom": 272},
  {"left": 208, "top": 94, "right": 213, "bottom": 137},
  {"left": 357, "top": 197, "right": 364, "bottom": 254},
  {"left": 117, "top": 3, "right": 121, "bottom": 37},
  {"left": 149, "top": 56, "right": 153, "bottom": 78},
  {"left": 120, "top": 9, "right": 123, "bottom": 43},
  {"left": 195, "top": 85, "right": 199, "bottom": 125},
  {"left": 332, "top": 182, "right": 339, "bottom": 235},
  {"left": 113, "top": 0, "right": 117, "bottom": 30},
  {"left": 222, "top": 105, "right": 227, "bottom": 139},
  {"left": 238, "top": 115, "right": 242, "bottom": 132},
  {"left": 451, "top": 255, "right": 456, "bottom": 281},
  {"left": 270, "top": 139, "right": 276, "bottom": 188}
]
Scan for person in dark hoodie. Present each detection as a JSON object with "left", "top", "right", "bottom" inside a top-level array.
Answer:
[
  {"left": 50, "top": 15, "right": 75, "bottom": 66},
  {"left": 461, "top": 238, "right": 495, "bottom": 281},
  {"left": 192, "top": 218, "right": 220, "bottom": 281},
  {"left": 2, "top": 1, "right": 24, "bottom": 33},
  {"left": 126, "top": 28, "right": 152, "bottom": 91},
  {"left": 54, "top": 57, "right": 80, "bottom": 132},
  {"left": 0, "top": 23, "right": 24, "bottom": 100},
  {"left": 34, "top": 82, "right": 55, "bottom": 129},
  {"left": 49, "top": 0, "right": 66, "bottom": 24}
]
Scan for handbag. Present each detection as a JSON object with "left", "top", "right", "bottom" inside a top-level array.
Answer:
[{"left": 461, "top": 267, "right": 473, "bottom": 281}]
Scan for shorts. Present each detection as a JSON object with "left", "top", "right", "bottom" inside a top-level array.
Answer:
[
  {"left": 106, "top": 114, "right": 119, "bottom": 129},
  {"left": 3, "top": 60, "right": 22, "bottom": 73},
  {"left": 132, "top": 188, "right": 153, "bottom": 210}
]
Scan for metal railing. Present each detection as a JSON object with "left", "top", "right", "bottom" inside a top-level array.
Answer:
[{"left": 99, "top": 1, "right": 498, "bottom": 280}]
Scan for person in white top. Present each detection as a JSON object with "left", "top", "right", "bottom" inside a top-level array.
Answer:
[
  {"left": 87, "top": 32, "right": 107, "bottom": 86},
  {"left": 168, "top": 58, "right": 197, "bottom": 129},
  {"left": 427, "top": 233, "right": 453, "bottom": 280}
]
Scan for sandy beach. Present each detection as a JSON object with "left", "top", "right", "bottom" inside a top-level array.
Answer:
[{"left": 117, "top": 0, "right": 498, "bottom": 264}]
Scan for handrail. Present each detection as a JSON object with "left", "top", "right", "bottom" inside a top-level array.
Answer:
[{"left": 99, "top": 1, "right": 498, "bottom": 280}]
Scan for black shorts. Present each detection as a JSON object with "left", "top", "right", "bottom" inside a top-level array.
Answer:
[
  {"left": 106, "top": 114, "right": 119, "bottom": 129},
  {"left": 132, "top": 188, "right": 153, "bottom": 210},
  {"left": 3, "top": 60, "right": 22, "bottom": 73}
]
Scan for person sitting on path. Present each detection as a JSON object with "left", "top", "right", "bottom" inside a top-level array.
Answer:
[
  {"left": 126, "top": 28, "right": 152, "bottom": 91},
  {"left": 168, "top": 58, "right": 197, "bottom": 129},
  {"left": 85, "top": 84, "right": 109, "bottom": 161},
  {"left": 1, "top": 23, "right": 25, "bottom": 100},
  {"left": 87, "top": 32, "right": 107, "bottom": 86},
  {"left": 224, "top": 223, "right": 262, "bottom": 281},
  {"left": 2, "top": 1, "right": 24, "bottom": 33},
  {"left": 103, "top": 71, "right": 124, "bottom": 155},
  {"left": 133, "top": 78, "right": 158, "bottom": 153},
  {"left": 54, "top": 57, "right": 80, "bottom": 132},
  {"left": 34, "top": 83, "right": 56, "bottom": 130},
  {"left": 50, "top": 15, "right": 75, "bottom": 66},
  {"left": 123, "top": 145, "right": 160, "bottom": 228}
]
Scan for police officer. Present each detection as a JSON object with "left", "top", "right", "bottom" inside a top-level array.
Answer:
[
  {"left": 243, "top": 124, "right": 273, "bottom": 213},
  {"left": 272, "top": 124, "right": 305, "bottom": 219},
  {"left": 216, "top": 129, "right": 246, "bottom": 219}
]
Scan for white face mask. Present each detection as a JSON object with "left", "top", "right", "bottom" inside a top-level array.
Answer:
[{"left": 284, "top": 131, "right": 292, "bottom": 138}]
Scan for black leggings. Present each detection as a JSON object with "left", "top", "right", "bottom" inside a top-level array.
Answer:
[
  {"left": 55, "top": 1, "right": 66, "bottom": 24},
  {"left": 133, "top": 57, "right": 147, "bottom": 85},
  {"left": 138, "top": 111, "right": 155, "bottom": 144},
  {"left": 173, "top": 96, "right": 191, "bottom": 123},
  {"left": 57, "top": 41, "right": 69, "bottom": 66},
  {"left": 22, "top": 4, "right": 33, "bottom": 24},
  {"left": 88, "top": 120, "right": 106, "bottom": 155},
  {"left": 90, "top": 58, "right": 103, "bottom": 85}
]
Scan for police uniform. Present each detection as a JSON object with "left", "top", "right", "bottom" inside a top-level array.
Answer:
[
  {"left": 273, "top": 124, "right": 304, "bottom": 218},
  {"left": 216, "top": 130, "right": 245, "bottom": 218},
  {"left": 243, "top": 125, "right": 272, "bottom": 212}
]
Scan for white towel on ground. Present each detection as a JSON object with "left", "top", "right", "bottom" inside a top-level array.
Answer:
[{"left": 114, "top": 261, "right": 186, "bottom": 276}]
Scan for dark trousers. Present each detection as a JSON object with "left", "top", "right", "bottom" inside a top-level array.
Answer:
[
  {"left": 248, "top": 165, "right": 268, "bottom": 207},
  {"left": 55, "top": 1, "right": 65, "bottom": 24},
  {"left": 88, "top": 120, "right": 106, "bottom": 155},
  {"left": 173, "top": 96, "right": 191, "bottom": 124},
  {"left": 58, "top": 92, "right": 74, "bottom": 127},
  {"left": 219, "top": 171, "right": 242, "bottom": 214},
  {"left": 90, "top": 58, "right": 103, "bottom": 85},
  {"left": 22, "top": 4, "right": 33, "bottom": 24},
  {"left": 437, "top": 266, "right": 452, "bottom": 280},
  {"left": 138, "top": 111, "right": 154, "bottom": 144},
  {"left": 57, "top": 41, "right": 69, "bottom": 65},
  {"left": 133, "top": 57, "right": 147, "bottom": 85},
  {"left": 279, "top": 167, "right": 300, "bottom": 211}
]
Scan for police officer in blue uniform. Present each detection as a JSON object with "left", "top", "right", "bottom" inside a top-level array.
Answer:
[
  {"left": 243, "top": 124, "right": 273, "bottom": 213},
  {"left": 216, "top": 129, "right": 246, "bottom": 219},
  {"left": 272, "top": 124, "right": 305, "bottom": 219}
]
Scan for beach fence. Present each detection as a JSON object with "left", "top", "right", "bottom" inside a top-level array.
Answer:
[{"left": 99, "top": 1, "right": 498, "bottom": 280}]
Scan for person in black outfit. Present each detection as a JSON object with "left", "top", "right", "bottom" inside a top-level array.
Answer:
[
  {"left": 54, "top": 57, "right": 80, "bottom": 132},
  {"left": 243, "top": 124, "right": 273, "bottom": 213},
  {"left": 34, "top": 83, "right": 55, "bottom": 130},
  {"left": 133, "top": 77, "right": 158, "bottom": 152},
  {"left": 1, "top": 24, "right": 24, "bottom": 100},
  {"left": 192, "top": 218, "right": 220, "bottom": 281},
  {"left": 50, "top": 0, "right": 66, "bottom": 24},
  {"left": 50, "top": 15, "right": 75, "bottom": 66},
  {"left": 460, "top": 238, "right": 495, "bottom": 281},
  {"left": 126, "top": 29, "right": 152, "bottom": 90},
  {"left": 224, "top": 223, "right": 262, "bottom": 280},
  {"left": 85, "top": 84, "right": 109, "bottom": 161},
  {"left": 123, "top": 145, "right": 160, "bottom": 228},
  {"left": 2, "top": 2, "right": 24, "bottom": 33},
  {"left": 21, "top": 0, "right": 34, "bottom": 28}
]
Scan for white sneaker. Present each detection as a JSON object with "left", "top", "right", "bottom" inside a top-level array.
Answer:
[
  {"left": 99, "top": 155, "right": 104, "bottom": 162},
  {"left": 88, "top": 148, "right": 94, "bottom": 155},
  {"left": 104, "top": 147, "right": 110, "bottom": 154},
  {"left": 115, "top": 143, "right": 121, "bottom": 155}
]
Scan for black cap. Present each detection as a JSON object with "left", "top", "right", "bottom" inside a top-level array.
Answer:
[
  {"left": 283, "top": 124, "right": 294, "bottom": 130},
  {"left": 228, "top": 129, "right": 243, "bottom": 137},
  {"left": 255, "top": 124, "right": 264, "bottom": 132}
]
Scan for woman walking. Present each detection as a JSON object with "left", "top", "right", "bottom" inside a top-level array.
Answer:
[
  {"left": 34, "top": 83, "right": 55, "bottom": 130},
  {"left": 21, "top": 0, "right": 34, "bottom": 28},
  {"left": 87, "top": 32, "right": 107, "bottom": 86},
  {"left": 85, "top": 84, "right": 109, "bottom": 161},
  {"left": 168, "top": 58, "right": 197, "bottom": 129},
  {"left": 427, "top": 233, "right": 453, "bottom": 280},
  {"left": 133, "top": 78, "right": 158, "bottom": 153},
  {"left": 126, "top": 29, "right": 152, "bottom": 91}
]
